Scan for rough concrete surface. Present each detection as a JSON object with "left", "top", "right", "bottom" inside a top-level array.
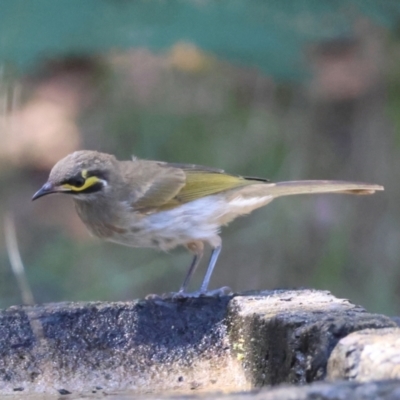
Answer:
[
  {"left": 327, "top": 327, "right": 400, "bottom": 381},
  {"left": 4, "top": 380, "right": 400, "bottom": 400},
  {"left": 0, "top": 296, "right": 243, "bottom": 395},
  {"left": 0, "top": 290, "right": 396, "bottom": 396},
  {"left": 98, "top": 380, "right": 400, "bottom": 399},
  {"left": 228, "top": 290, "right": 395, "bottom": 386}
]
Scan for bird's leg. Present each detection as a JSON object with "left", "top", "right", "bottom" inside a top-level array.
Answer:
[
  {"left": 146, "top": 241, "right": 204, "bottom": 300},
  {"left": 178, "top": 241, "right": 204, "bottom": 293},
  {"left": 194, "top": 236, "right": 231, "bottom": 296},
  {"left": 199, "top": 244, "right": 222, "bottom": 293},
  {"left": 161, "top": 238, "right": 230, "bottom": 299},
  {"left": 181, "top": 236, "right": 231, "bottom": 297}
]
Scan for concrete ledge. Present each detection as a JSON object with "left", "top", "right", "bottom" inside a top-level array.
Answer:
[
  {"left": 4, "top": 380, "right": 400, "bottom": 400},
  {"left": 0, "top": 290, "right": 396, "bottom": 396},
  {"left": 327, "top": 328, "right": 400, "bottom": 381},
  {"left": 242, "top": 380, "right": 400, "bottom": 400},
  {"left": 228, "top": 290, "right": 395, "bottom": 385}
]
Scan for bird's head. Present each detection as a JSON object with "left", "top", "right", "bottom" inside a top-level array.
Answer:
[{"left": 32, "top": 150, "right": 118, "bottom": 201}]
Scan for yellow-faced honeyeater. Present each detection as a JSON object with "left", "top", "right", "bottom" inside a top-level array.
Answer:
[{"left": 32, "top": 151, "right": 383, "bottom": 295}]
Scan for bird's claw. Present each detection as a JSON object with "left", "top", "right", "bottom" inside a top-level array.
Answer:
[
  {"left": 163, "top": 286, "right": 233, "bottom": 299},
  {"left": 145, "top": 286, "right": 232, "bottom": 300},
  {"left": 145, "top": 293, "right": 163, "bottom": 300}
]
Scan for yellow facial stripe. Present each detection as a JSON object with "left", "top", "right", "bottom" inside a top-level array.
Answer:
[{"left": 62, "top": 176, "right": 101, "bottom": 192}]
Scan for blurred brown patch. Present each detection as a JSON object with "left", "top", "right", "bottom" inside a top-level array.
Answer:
[
  {"left": 308, "top": 20, "right": 383, "bottom": 100},
  {"left": 0, "top": 58, "right": 98, "bottom": 170},
  {"left": 168, "top": 42, "right": 213, "bottom": 73}
]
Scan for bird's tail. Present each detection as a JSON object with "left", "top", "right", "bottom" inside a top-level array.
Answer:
[
  {"left": 263, "top": 180, "right": 384, "bottom": 198},
  {"left": 219, "top": 180, "right": 383, "bottom": 226}
]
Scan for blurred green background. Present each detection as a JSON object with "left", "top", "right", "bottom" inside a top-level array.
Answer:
[{"left": 0, "top": 0, "right": 400, "bottom": 314}]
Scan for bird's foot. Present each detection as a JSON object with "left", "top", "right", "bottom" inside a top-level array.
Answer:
[
  {"left": 145, "top": 286, "right": 232, "bottom": 300},
  {"left": 145, "top": 293, "right": 163, "bottom": 300},
  {"left": 171, "top": 286, "right": 232, "bottom": 299}
]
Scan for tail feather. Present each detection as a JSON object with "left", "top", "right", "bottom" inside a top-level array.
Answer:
[
  {"left": 267, "top": 180, "right": 384, "bottom": 197},
  {"left": 220, "top": 180, "right": 383, "bottom": 225}
]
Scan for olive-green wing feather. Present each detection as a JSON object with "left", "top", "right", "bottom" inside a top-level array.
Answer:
[
  {"left": 121, "top": 160, "right": 186, "bottom": 212},
  {"left": 156, "top": 161, "right": 226, "bottom": 174},
  {"left": 126, "top": 160, "right": 268, "bottom": 212},
  {"left": 159, "top": 163, "right": 268, "bottom": 210},
  {"left": 169, "top": 163, "right": 268, "bottom": 205},
  {"left": 157, "top": 161, "right": 269, "bottom": 182},
  {"left": 169, "top": 171, "right": 262, "bottom": 205}
]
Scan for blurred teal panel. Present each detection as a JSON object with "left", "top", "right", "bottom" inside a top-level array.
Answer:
[{"left": 0, "top": 0, "right": 399, "bottom": 79}]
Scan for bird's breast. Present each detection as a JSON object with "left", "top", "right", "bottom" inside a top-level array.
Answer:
[{"left": 73, "top": 191, "right": 273, "bottom": 250}]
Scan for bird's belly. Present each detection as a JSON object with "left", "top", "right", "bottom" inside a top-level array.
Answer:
[
  {"left": 108, "top": 196, "right": 228, "bottom": 250},
  {"left": 104, "top": 193, "right": 273, "bottom": 250}
]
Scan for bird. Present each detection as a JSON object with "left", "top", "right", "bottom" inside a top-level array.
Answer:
[{"left": 32, "top": 150, "right": 384, "bottom": 296}]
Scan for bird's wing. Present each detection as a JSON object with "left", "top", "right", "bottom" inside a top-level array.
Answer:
[
  {"left": 157, "top": 161, "right": 269, "bottom": 182},
  {"left": 169, "top": 170, "right": 262, "bottom": 206},
  {"left": 122, "top": 161, "right": 186, "bottom": 212},
  {"left": 156, "top": 161, "right": 227, "bottom": 174},
  {"left": 159, "top": 166, "right": 268, "bottom": 210},
  {"left": 125, "top": 160, "right": 268, "bottom": 213}
]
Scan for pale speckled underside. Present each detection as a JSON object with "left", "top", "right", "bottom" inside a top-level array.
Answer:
[{"left": 103, "top": 190, "right": 274, "bottom": 250}]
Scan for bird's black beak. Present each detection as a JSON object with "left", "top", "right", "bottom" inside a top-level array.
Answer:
[{"left": 32, "top": 182, "right": 60, "bottom": 201}]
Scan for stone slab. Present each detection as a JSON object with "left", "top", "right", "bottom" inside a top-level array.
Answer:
[
  {"left": 228, "top": 290, "right": 395, "bottom": 386},
  {"left": 327, "top": 327, "right": 400, "bottom": 381},
  {"left": 3, "top": 380, "right": 400, "bottom": 400},
  {"left": 0, "top": 290, "right": 395, "bottom": 396}
]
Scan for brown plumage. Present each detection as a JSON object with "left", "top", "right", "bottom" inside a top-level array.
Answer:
[{"left": 32, "top": 150, "right": 384, "bottom": 295}]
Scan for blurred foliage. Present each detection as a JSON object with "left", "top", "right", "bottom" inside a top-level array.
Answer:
[
  {"left": 0, "top": 1, "right": 400, "bottom": 315},
  {"left": 1, "top": 0, "right": 400, "bottom": 79}
]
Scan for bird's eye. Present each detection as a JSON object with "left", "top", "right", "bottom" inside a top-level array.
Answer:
[
  {"left": 75, "top": 177, "right": 85, "bottom": 187},
  {"left": 69, "top": 176, "right": 85, "bottom": 188}
]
